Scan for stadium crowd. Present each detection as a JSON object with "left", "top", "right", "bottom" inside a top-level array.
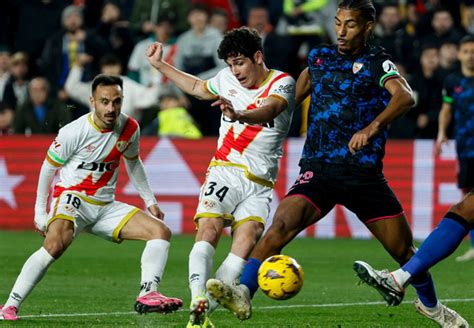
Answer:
[{"left": 0, "top": 0, "right": 473, "bottom": 138}]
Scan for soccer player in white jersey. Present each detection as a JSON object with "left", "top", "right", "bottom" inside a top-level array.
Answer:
[
  {"left": 146, "top": 27, "right": 295, "bottom": 328},
  {"left": 0, "top": 75, "right": 182, "bottom": 321}
]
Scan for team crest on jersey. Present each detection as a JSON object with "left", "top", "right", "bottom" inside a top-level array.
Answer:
[
  {"left": 116, "top": 141, "right": 128, "bottom": 152},
  {"left": 202, "top": 199, "right": 217, "bottom": 210},
  {"left": 352, "top": 62, "right": 364, "bottom": 74}
]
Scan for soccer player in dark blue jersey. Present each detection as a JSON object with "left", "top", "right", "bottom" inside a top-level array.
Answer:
[
  {"left": 206, "top": 1, "right": 468, "bottom": 326},
  {"left": 437, "top": 35, "right": 474, "bottom": 262}
]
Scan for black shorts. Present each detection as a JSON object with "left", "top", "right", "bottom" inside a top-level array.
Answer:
[
  {"left": 458, "top": 158, "right": 474, "bottom": 189},
  {"left": 286, "top": 162, "right": 404, "bottom": 224}
]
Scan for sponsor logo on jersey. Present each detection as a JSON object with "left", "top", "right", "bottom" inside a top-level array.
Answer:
[
  {"left": 352, "top": 62, "right": 364, "bottom": 74},
  {"left": 228, "top": 89, "right": 238, "bottom": 97},
  {"left": 382, "top": 60, "right": 398, "bottom": 73},
  {"left": 77, "top": 161, "right": 118, "bottom": 172}
]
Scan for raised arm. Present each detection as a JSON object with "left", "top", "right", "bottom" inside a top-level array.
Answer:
[{"left": 146, "top": 42, "right": 216, "bottom": 101}]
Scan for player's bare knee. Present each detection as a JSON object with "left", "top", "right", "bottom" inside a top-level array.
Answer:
[
  {"left": 450, "top": 201, "right": 474, "bottom": 224},
  {"left": 147, "top": 222, "right": 171, "bottom": 241},
  {"left": 43, "top": 239, "right": 68, "bottom": 259},
  {"left": 197, "top": 225, "right": 220, "bottom": 245}
]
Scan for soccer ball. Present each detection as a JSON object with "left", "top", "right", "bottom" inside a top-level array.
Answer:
[{"left": 257, "top": 255, "right": 304, "bottom": 300}]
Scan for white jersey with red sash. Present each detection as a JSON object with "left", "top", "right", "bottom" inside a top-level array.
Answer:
[
  {"left": 46, "top": 113, "right": 140, "bottom": 204},
  {"left": 205, "top": 68, "right": 295, "bottom": 187}
]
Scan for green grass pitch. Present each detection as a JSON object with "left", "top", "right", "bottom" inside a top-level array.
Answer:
[{"left": 0, "top": 231, "right": 473, "bottom": 327}]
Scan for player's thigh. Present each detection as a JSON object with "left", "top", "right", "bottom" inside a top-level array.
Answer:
[
  {"left": 47, "top": 192, "right": 98, "bottom": 238},
  {"left": 194, "top": 166, "right": 245, "bottom": 228},
  {"left": 451, "top": 191, "right": 474, "bottom": 225},
  {"left": 91, "top": 201, "right": 169, "bottom": 243}
]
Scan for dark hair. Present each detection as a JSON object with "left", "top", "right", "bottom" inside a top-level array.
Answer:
[
  {"left": 460, "top": 35, "right": 474, "bottom": 46},
  {"left": 338, "top": 0, "right": 376, "bottom": 23},
  {"left": 188, "top": 3, "right": 209, "bottom": 16},
  {"left": 217, "top": 27, "right": 262, "bottom": 61},
  {"left": 91, "top": 74, "right": 123, "bottom": 94},
  {"left": 99, "top": 54, "right": 122, "bottom": 68}
]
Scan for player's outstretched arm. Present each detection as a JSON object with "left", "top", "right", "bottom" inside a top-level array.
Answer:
[
  {"left": 212, "top": 95, "right": 288, "bottom": 124},
  {"left": 348, "top": 77, "right": 415, "bottom": 154},
  {"left": 124, "top": 157, "right": 164, "bottom": 220},
  {"left": 146, "top": 42, "right": 216, "bottom": 101},
  {"left": 34, "top": 157, "right": 61, "bottom": 235},
  {"left": 435, "top": 103, "right": 452, "bottom": 155}
]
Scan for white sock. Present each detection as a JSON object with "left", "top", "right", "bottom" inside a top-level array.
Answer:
[
  {"left": 139, "top": 239, "right": 170, "bottom": 297},
  {"left": 5, "top": 247, "right": 55, "bottom": 309},
  {"left": 391, "top": 268, "right": 412, "bottom": 288},
  {"left": 189, "top": 241, "right": 215, "bottom": 300},
  {"left": 215, "top": 252, "right": 246, "bottom": 285}
]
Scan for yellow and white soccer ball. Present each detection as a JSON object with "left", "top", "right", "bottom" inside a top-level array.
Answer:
[{"left": 257, "top": 255, "right": 304, "bottom": 300}]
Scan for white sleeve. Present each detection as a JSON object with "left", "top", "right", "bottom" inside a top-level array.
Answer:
[
  {"left": 46, "top": 127, "right": 77, "bottom": 166},
  {"left": 34, "top": 160, "right": 59, "bottom": 231},
  {"left": 64, "top": 66, "right": 91, "bottom": 107},
  {"left": 125, "top": 78, "right": 159, "bottom": 109},
  {"left": 124, "top": 157, "right": 157, "bottom": 208}
]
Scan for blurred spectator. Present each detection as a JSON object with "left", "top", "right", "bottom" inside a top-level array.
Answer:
[
  {"left": 82, "top": 0, "right": 135, "bottom": 28},
  {"left": 274, "top": 0, "right": 337, "bottom": 77},
  {"left": 14, "top": 77, "right": 71, "bottom": 135},
  {"left": 0, "top": 45, "right": 11, "bottom": 101},
  {"left": 3, "top": 52, "right": 31, "bottom": 111},
  {"left": 437, "top": 39, "right": 460, "bottom": 74},
  {"left": 423, "top": 8, "right": 465, "bottom": 46},
  {"left": 130, "top": 0, "right": 190, "bottom": 38},
  {"left": 461, "top": 1, "right": 474, "bottom": 33},
  {"left": 373, "top": 4, "right": 419, "bottom": 71},
  {"left": 94, "top": 1, "right": 134, "bottom": 68},
  {"left": 128, "top": 17, "right": 177, "bottom": 87},
  {"left": 0, "top": 46, "right": 12, "bottom": 134},
  {"left": 193, "top": 0, "right": 241, "bottom": 29},
  {"left": 247, "top": 6, "right": 293, "bottom": 77},
  {"left": 38, "top": 5, "right": 108, "bottom": 102},
  {"left": 143, "top": 91, "right": 202, "bottom": 139},
  {"left": 174, "top": 4, "right": 225, "bottom": 135},
  {"left": 390, "top": 45, "right": 442, "bottom": 138},
  {"left": 236, "top": 0, "right": 283, "bottom": 26},
  {"left": 209, "top": 8, "right": 230, "bottom": 34},
  {"left": 7, "top": 0, "right": 69, "bottom": 74},
  {"left": 412, "top": 44, "right": 444, "bottom": 139},
  {"left": 175, "top": 4, "right": 225, "bottom": 80},
  {"left": 65, "top": 54, "right": 160, "bottom": 123}
]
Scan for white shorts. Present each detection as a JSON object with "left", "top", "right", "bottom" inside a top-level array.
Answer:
[
  {"left": 194, "top": 166, "right": 272, "bottom": 230},
  {"left": 47, "top": 192, "right": 139, "bottom": 243}
]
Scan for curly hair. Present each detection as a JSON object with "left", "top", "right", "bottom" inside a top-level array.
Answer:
[{"left": 217, "top": 27, "right": 262, "bottom": 61}]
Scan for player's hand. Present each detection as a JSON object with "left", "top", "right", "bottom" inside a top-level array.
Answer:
[
  {"left": 435, "top": 133, "right": 448, "bottom": 156},
  {"left": 34, "top": 212, "right": 48, "bottom": 237},
  {"left": 146, "top": 42, "right": 164, "bottom": 69},
  {"left": 348, "top": 123, "right": 379, "bottom": 154},
  {"left": 148, "top": 204, "right": 165, "bottom": 220},
  {"left": 212, "top": 96, "right": 240, "bottom": 121}
]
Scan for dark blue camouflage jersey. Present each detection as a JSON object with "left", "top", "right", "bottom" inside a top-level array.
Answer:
[
  {"left": 302, "top": 44, "right": 400, "bottom": 169},
  {"left": 442, "top": 72, "right": 474, "bottom": 159}
]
